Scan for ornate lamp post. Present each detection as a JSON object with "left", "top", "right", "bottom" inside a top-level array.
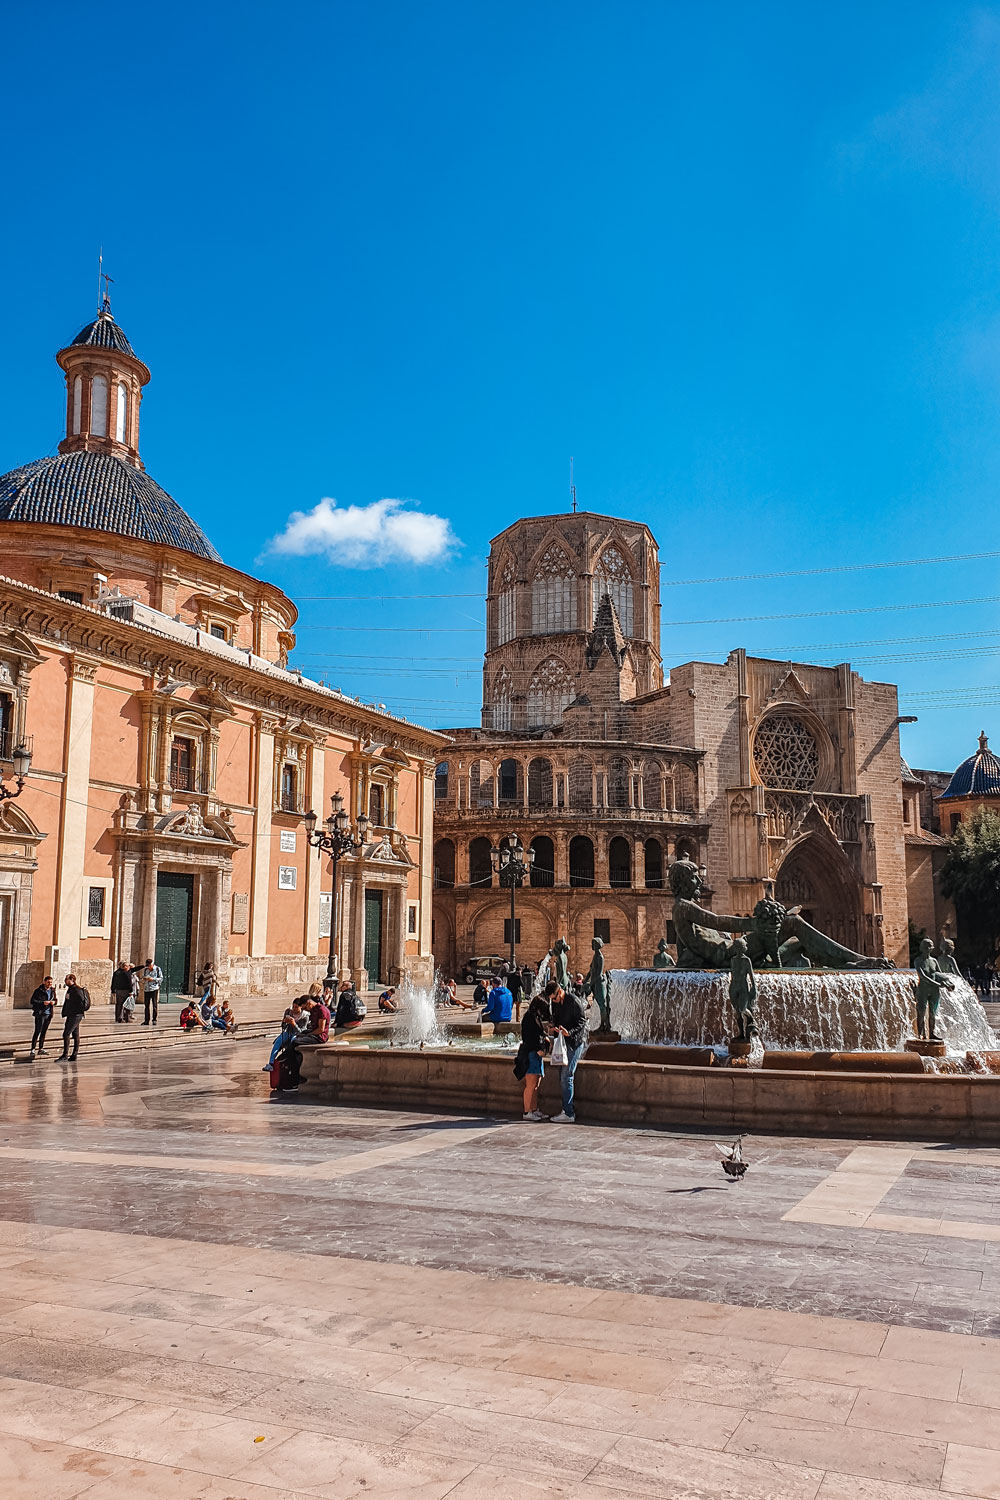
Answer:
[
  {"left": 0, "top": 740, "right": 32, "bottom": 804},
  {"left": 491, "top": 834, "right": 534, "bottom": 971},
  {"left": 304, "top": 791, "right": 371, "bottom": 984}
]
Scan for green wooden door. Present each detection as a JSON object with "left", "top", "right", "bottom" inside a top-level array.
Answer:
[
  {"left": 363, "top": 889, "right": 383, "bottom": 987},
  {"left": 155, "top": 873, "right": 194, "bottom": 1000}
]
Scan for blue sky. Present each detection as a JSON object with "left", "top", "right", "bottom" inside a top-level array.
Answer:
[{"left": 5, "top": 2, "right": 1000, "bottom": 769}]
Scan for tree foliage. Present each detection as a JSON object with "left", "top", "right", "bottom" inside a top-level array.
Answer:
[{"left": 940, "top": 808, "right": 1000, "bottom": 966}]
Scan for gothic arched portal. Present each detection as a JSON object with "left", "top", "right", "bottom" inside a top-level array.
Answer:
[{"left": 774, "top": 836, "right": 865, "bottom": 954}]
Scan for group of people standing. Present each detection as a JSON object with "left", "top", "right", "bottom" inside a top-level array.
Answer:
[
  {"left": 109, "top": 958, "right": 168, "bottom": 1025},
  {"left": 28, "top": 974, "right": 92, "bottom": 1061}
]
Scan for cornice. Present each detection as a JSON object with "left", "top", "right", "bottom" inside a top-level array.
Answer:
[{"left": 0, "top": 574, "right": 449, "bottom": 757}]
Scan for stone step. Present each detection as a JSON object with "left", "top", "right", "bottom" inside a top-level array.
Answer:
[{"left": 7, "top": 1024, "right": 274, "bottom": 1065}]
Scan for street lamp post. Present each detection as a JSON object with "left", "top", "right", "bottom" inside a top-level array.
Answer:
[
  {"left": 0, "top": 740, "right": 33, "bottom": 805},
  {"left": 491, "top": 834, "right": 534, "bottom": 972},
  {"left": 304, "top": 792, "right": 371, "bottom": 983}
]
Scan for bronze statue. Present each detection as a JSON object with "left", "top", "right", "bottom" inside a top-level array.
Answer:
[
  {"left": 937, "top": 937, "right": 961, "bottom": 978},
  {"left": 668, "top": 858, "right": 890, "bottom": 970},
  {"left": 584, "top": 936, "right": 612, "bottom": 1030},
  {"left": 652, "top": 938, "right": 675, "bottom": 970},
  {"left": 552, "top": 936, "right": 571, "bottom": 992},
  {"left": 915, "top": 936, "right": 952, "bottom": 1042},
  {"left": 727, "top": 938, "right": 758, "bottom": 1043}
]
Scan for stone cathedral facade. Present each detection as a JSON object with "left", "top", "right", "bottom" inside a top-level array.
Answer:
[{"left": 432, "top": 510, "right": 920, "bottom": 975}]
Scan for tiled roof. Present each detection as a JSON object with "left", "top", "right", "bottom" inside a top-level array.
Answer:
[
  {"left": 0, "top": 451, "right": 221, "bottom": 562},
  {"left": 940, "top": 731, "right": 1000, "bottom": 800},
  {"left": 68, "top": 313, "right": 136, "bottom": 358}
]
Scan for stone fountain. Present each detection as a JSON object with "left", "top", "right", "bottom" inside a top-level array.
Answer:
[{"left": 610, "top": 859, "right": 995, "bottom": 1061}]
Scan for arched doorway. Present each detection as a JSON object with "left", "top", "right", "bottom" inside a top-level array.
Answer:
[{"left": 775, "top": 837, "right": 864, "bottom": 953}]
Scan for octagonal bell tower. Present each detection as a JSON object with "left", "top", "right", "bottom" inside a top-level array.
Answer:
[{"left": 482, "top": 511, "right": 662, "bottom": 733}]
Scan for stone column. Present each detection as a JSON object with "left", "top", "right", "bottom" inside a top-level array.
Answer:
[
  {"left": 55, "top": 658, "right": 97, "bottom": 954},
  {"left": 249, "top": 716, "right": 276, "bottom": 958},
  {"left": 304, "top": 740, "right": 325, "bottom": 958},
  {"left": 554, "top": 831, "right": 570, "bottom": 886}
]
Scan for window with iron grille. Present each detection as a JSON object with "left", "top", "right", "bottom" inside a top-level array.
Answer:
[
  {"left": 170, "top": 737, "right": 194, "bottom": 791},
  {"left": 87, "top": 886, "right": 105, "bottom": 928},
  {"left": 503, "top": 919, "right": 521, "bottom": 945},
  {"left": 593, "top": 918, "right": 611, "bottom": 943},
  {"left": 58, "top": 590, "right": 84, "bottom": 604},
  {"left": 209, "top": 623, "right": 228, "bottom": 640}
]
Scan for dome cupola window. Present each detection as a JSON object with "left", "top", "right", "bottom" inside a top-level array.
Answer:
[
  {"left": 115, "top": 383, "right": 128, "bottom": 444},
  {"left": 90, "top": 376, "right": 108, "bottom": 438}
]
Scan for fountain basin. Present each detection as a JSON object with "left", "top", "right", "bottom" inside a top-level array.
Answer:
[
  {"left": 762, "top": 1050, "right": 925, "bottom": 1074},
  {"left": 612, "top": 968, "right": 995, "bottom": 1056},
  {"left": 298, "top": 1045, "right": 1000, "bottom": 1141}
]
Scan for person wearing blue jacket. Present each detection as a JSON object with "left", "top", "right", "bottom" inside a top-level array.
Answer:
[{"left": 482, "top": 976, "right": 513, "bottom": 1024}]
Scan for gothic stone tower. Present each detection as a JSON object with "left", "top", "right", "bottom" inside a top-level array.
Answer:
[{"left": 482, "top": 512, "right": 662, "bottom": 732}]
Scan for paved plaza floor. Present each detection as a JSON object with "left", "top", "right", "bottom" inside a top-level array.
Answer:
[{"left": 0, "top": 1043, "right": 999, "bottom": 1498}]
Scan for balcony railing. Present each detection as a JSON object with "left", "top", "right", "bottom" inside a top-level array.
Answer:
[
  {"left": 434, "top": 803, "right": 700, "bottom": 824},
  {"left": 0, "top": 729, "right": 32, "bottom": 763}
]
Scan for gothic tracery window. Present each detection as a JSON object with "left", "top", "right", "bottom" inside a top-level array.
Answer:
[
  {"left": 491, "top": 667, "right": 513, "bottom": 731},
  {"left": 531, "top": 545, "right": 577, "bottom": 634},
  {"left": 753, "top": 714, "right": 820, "bottom": 791},
  {"left": 527, "top": 657, "right": 574, "bottom": 727},
  {"left": 496, "top": 558, "right": 516, "bottom": 645},
  {"left": 593, "top": 545, "right": 634, "bottom": 636}
]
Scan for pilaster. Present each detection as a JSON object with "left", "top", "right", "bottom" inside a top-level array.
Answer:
[
  {"left": 249, "top": 715, "right": 277, "bottom": 957},
  {"left": 55, "top": 657, "right": 98, "bottom": 952}
]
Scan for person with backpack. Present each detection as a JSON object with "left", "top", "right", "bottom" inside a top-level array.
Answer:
[
  {"left": 57, "top": 974, "right": 91, "bottom": 1062},
  {"left": 141, "top": 958, "right": 163, "bottom": 1025},
  {"left": 28, "top": 975, "right": 56, "bottom": 1058}
]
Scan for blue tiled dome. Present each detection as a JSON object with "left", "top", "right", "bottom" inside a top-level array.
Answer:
[
  {"left": 941, "top": 732, "right": 1000, "bottom": 800},
  {"left": 68, "top": 312, "right": 137, "bottom": 358},
  {"left": 0, "top": 451, "right": 221, "bottom": 562}
]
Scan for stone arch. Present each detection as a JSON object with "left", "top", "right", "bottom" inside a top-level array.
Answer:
[
  {"left": 433, "top": 837, "right": 455, "bottom": 889},
  {"left": 527, "top": 756, "right": 553, "bottom": 807},
  {"left": 469, "top": 836, "right": 493, "bottom": 888},
  {"left": 644, "top": 838, "right": 664, "bottom": 888},
  {"left": 472, "top": 897, "right": 554, "bottom": 961},
  {"left": 569, "top": 755, "right": 594, "bottom": 811},
  {"left": 641, "top": 758, "right": 663, "bottom": 810},
  {"left": 492, "top": 551, "right": 518, "bottom": 647},
  {"left": 529, "top": 541, "right": 577, "bottom": 635},
  {"left": 774, "top": 830, "right": 864, "bottom": 953},
  {"left": 569, "top": 834, "right": 595, "bottom": 888},
  {"left": 527, "top": 657, "right": 574, "bottom": 728},
  {"left": 490, "top": 667, "right": 513, "bottom": 732},
  {"left": 433, "top": 903, "right": 456, "bottom": 976},
  {"left": 607, "top": 757, "right": 630, "bottom": 810},
  {"left": 570, "top": 896, "right": 637, "bottom": 970},
  {"left": 497, "top": 757, "right": 519, "bottom": 803},
  {"left": 469, "top": 759, "right": 496, "bottom": 809},
  {"left": 608, "top": 835, "right": 631, "bottom": 888},
  {"left": 530, "top": 834, "right": 555, "bottom": 887}
]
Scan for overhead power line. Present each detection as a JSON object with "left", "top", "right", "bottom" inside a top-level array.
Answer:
[
  {"left": 665, "top": 595, "right": 1000, "bottom": 628},
  {"left": 660, "top": 549, "right": 1000, "bottom": 587}
]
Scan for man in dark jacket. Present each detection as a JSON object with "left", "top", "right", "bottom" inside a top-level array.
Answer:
[
  {"left": 110, "top": 960, "right": 133, "bottom": 1023},
  {"left": 58, "top": 974, "right": 91, "bottom": 1062},
  {"left": 546, "top": 980, "right": 587, "bottom": 1123},
  {"left": 29, "top": 975, "right": 56, "bottom": 1058}
]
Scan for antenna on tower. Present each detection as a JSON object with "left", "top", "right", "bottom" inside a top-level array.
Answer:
[
  {"left": 570, "top": 456, "right": 577, "bottom": 513},
  {"left": 97, "top": 247, "right": 103, "bottom": 313}
]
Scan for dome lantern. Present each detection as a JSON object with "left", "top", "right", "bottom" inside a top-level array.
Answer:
[{"left": 55, "top": 289, "right": 150, "bottom": 469}]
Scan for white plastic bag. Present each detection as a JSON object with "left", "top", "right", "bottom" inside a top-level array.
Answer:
[{"left": 549, "top": 1032, "right": 569, "bottom": 1067}]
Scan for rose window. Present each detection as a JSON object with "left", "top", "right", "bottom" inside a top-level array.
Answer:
[{"left": 753, "top": 714, "right": 820, "bottom": 791}]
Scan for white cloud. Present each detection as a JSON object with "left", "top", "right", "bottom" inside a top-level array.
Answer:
[{"left": 268, "top": 496, "right": 458, "bottom": 568}]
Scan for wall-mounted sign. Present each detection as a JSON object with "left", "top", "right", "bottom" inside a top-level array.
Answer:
[
  {"left": 279, "top": 829, "right": 297, "bottom": 853},
  {"left": 232, "top": 892, "right": 249, "bottom": 934},
  {"left": 319, "top": 891, "right": 332, "bottom": 938},
  {"left": 278, "top": 866, "right": 297, "bottom": 890}
]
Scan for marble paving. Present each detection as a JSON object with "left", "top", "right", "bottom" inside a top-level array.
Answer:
[{"left": 0, "top": 1045, "right": 998, "bottom": 1497}]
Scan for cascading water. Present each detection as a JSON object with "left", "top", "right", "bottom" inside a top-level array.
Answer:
[{"left": 611, "top": 968, "right": 996, "bottom": 1056}]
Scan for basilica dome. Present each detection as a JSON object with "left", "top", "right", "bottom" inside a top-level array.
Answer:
[
  {"left": 0, "top": 302, "right": 220, "bottom": 565},
  {"left": 940, "top": 731, "right": 1000, "bottom": 801},
  {"left": 0, "top": 450, "right": 221, "bottom": 562}
]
